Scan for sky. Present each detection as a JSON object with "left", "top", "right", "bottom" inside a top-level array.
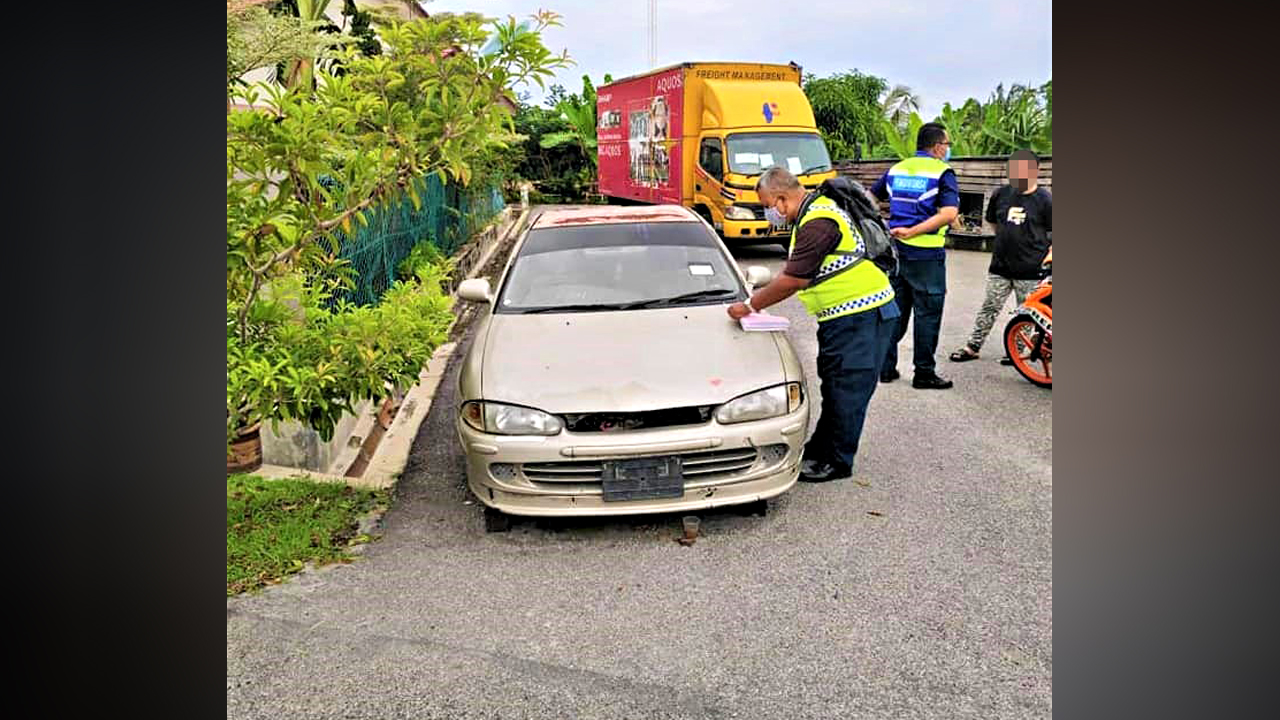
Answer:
[{"left": 416, "top": 0, "right": 1052, "bottom": 120}]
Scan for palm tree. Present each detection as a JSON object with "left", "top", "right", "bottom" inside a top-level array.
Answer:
[{"left": 882, "top": 84, "right": 921, "bottom": 129}]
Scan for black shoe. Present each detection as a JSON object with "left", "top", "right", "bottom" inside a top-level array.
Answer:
[
  {"left": 999, "top": 357, "right": 1014, "bottom": 366},
  {"left": 799, "top": 462, "right": 852, "bottom": 483},
  {"left": 879, "top": 367, "right": 900, "bottom": 383},
  {"left": 912, "top": 373, "right": 954, "bottom": 389}
]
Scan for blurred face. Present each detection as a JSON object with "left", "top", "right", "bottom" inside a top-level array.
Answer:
[
  {"left": 931, "top": 132, "right": 951, "bottom": 160},
  {"left": 1009, "top": 158, "right": 1037, "bottom": 191},
  {"left": 759, "top": 188, "right": 799, "bottom": 224}
]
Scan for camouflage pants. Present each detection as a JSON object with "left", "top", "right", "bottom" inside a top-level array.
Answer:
[{"left": 966, "top": 273, "right": 1041, "bottom": 352}]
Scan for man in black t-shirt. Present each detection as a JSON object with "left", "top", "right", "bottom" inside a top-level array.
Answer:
[{"left": 950, "top": 150, "right": 1052, "bottom": 363}]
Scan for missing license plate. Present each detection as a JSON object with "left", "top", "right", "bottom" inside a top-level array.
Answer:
[{"left": 602, "top": 456, "right": 684, "bottom": 502}]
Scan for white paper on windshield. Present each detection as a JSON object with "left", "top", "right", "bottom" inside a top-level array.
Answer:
[
  {"left": 688, "top": 264, "right": 715, "bottom": 276},
  {"left": 759, "top": 153, "right": 774, "bottom": 167},
  {"left": 733, "top": 152, "right": 760, "bottom": 166},
  {"left": 787, "top": 156, "right": 803, "bottom": 174}
]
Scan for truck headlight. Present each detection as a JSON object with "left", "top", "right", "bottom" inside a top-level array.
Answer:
[
  {"left": 461, "top": 401, "right": 563, "bottom": 435},
  {"left": 725, "top": 205, "right": 756, "bottom": 221},
  {"left": 714, "top": 383, "right": 803, "bottom": 424}
]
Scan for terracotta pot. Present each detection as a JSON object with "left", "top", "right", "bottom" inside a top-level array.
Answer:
[{"left": 227, "top": 427, "right": 263, "bottom": 474}]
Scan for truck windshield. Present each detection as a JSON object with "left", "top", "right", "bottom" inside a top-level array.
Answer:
[{"left": 725, "top": 132, "right": 832, "bottom": 176}]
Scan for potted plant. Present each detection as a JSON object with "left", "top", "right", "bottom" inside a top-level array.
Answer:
[
  {"left": 227, "top": 266, "right": 454, "bottom": 473},
  {"left": 226, "top": 11, "right": 569, "bottom": 470}
]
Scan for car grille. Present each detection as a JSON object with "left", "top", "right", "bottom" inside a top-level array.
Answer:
[{"left": 518, "top": 445, "right": 787, "bottom": 486}]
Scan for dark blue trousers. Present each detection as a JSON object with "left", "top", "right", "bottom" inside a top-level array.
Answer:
[
  {"left": 804, "top": 302, "right": 900, "bottom": 471},
  {"left": 885, "top": 257, "right": 947, "bottom": 375}
]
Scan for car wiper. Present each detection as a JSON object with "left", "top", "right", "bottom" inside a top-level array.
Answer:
[
  {"left": 802, "top": 164, "right": 831, "bottom": 175},
  {"left": 519, "top": 303, "right": 632, "bottom": 314},
  {"left": 624, "top": 288, "right": 739, "bottom": 309}
]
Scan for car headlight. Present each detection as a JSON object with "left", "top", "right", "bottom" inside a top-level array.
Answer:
[
  {"left": 461, "top": 401, "right": 563, "bottom": 435},
  {"left": 725, "top": 205, "right": 756, "bottom": 221},
  {"left": 714, "top": 383, "right": 803, "bottom": 424}
]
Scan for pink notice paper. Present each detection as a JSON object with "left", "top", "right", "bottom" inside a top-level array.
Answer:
[{"left": 739, "top": 313, "right": 790, "bottom": 332}]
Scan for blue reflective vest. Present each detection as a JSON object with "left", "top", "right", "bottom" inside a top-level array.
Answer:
[{"left": 884, "top": 153, "right": 954, "bottom": 250}]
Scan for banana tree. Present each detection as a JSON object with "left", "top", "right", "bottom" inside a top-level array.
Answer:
[
  {"left": 936, "top": 103, "right": 977, "bottom": 157},
  {"left": 979, "top": 87, "right": 1050, "bottom": 155},
  {"left": 1039, "top": 79, "right": 1052, "bottom": 151},
  {"left": 539, "top": 73, "right": 612, "bottom": 169},
  {"left": 880, "top": 112, "right": 924, "bottom": 160}
]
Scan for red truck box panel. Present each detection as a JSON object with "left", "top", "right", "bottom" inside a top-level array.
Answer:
[{"left": 598, "top": 67, "right": 684, "bottom": 205}]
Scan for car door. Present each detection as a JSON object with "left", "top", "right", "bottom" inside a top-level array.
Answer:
[{"left": 694, "top": 137, "right": 728, "bottom": 230}]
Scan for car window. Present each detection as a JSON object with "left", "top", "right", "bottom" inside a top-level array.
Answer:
[
  {"left": 495, "top": 221, "right": 746, "bottom": 313},
  {"left": 699, "top": 138, "right": 724, "bottom": 182}
]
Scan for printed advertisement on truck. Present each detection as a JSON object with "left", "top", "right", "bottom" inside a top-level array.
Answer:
[{"left": 597, "top": 67, "right": 684, "bottom": 204}]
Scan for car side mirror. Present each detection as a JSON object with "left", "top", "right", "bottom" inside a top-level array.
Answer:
[
  {"left": 746, "top": 266, "right": 773, "bottom": 288},
  {"left": 458, "top": 278, "right": 492, "bottom": 303}
]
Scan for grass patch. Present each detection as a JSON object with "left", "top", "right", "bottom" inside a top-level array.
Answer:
[{"left": 227, "top": 474, "right": 385, "bottom": 596}]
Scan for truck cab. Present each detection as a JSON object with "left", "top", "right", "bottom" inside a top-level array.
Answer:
[
  {"left": 693, "top": 129, "right": 836, "bottom": 242},
  {"left": 597, "top": 62, "right": 838, "bottom": 245}
]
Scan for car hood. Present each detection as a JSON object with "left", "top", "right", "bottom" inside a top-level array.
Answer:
[{"left": 479, "top": 304, "right": 787, "bottom": 413}]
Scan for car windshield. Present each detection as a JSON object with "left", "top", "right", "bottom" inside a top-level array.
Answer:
[
  {"left": 495, "top": 221, "right": 746, "bottom": 313},
  {"left": 725, "top": 132, "right": 832, "bottom": 176}
]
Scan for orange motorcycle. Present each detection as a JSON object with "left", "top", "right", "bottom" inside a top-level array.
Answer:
[{"left": 1004, "top": 248, "right": 1051, "bottom": 388}]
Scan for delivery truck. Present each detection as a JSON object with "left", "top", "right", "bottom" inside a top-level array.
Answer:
[{"left": 596, "top": 61, "right": 838, "bottom": 242}]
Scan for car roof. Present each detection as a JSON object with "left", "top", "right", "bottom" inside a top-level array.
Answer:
[{"left": 530, "top": 204, "right": 698, "bottom": 229}]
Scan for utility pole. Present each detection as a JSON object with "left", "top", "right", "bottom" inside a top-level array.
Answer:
[{"left": 648, "top": 0, "right": 657, "bottom": 69}]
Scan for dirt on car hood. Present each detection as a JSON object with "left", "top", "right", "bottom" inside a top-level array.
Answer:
[{"left": 479, "top": 304, "right": 787, "bottom": 414}]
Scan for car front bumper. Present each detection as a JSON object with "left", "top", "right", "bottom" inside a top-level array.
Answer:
[{"left": 456, "top": 405, "right": 808, "bottom": 517}]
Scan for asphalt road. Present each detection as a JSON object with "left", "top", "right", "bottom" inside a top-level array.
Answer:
[{"left": 227, "top": 240, "right": 1052, "bottom": 719}]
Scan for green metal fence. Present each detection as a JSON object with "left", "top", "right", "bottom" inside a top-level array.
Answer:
[{"left": 330, "top": 174, "right": 505, "bottom": 307}]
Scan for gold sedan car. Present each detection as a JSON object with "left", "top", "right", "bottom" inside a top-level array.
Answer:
[{"left": 455, "top": 205, "right": 809, "bottom": 531}]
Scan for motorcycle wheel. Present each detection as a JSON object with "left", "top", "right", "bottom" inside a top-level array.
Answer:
[{"left": 1004, "top": 315, "right": 1052, "bottom": 388}]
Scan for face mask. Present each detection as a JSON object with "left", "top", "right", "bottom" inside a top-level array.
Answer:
[
  {"left": 1013, "top": 178, "right": 1031, "bottom": 192},
  {"left": 764, "top": 204, "right": 786, "bottom": 228},
  {"left": 943, "top": 147, "right": 952, "bottom": 162}
]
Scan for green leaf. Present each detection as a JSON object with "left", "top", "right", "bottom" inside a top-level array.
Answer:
[{"left": 538, "top": 131, "right": 577, "bottom": 149}]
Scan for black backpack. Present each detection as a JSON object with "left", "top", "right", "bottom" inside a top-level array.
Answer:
[{"left": 808, "top": 176, "right": 899, "bottom": 277}]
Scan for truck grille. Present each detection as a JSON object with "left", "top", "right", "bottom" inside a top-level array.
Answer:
[{"left": 518, "top": 445, "right": 785, "bottom": 485}]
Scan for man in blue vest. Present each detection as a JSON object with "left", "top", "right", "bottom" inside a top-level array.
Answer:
[
  {"left": 728, "top": 166, "right": 900, "bottom": 483},
  {"left": 870, "top": 122, "right": 959, "bottom": 389}
]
